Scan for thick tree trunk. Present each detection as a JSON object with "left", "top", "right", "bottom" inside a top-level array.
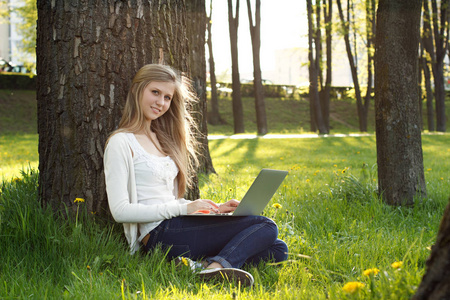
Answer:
[
  {"left": 374, "top": 0, "right": 426, "bottom": 206},
  {"left": 207, "top": 0, "right": 221, "bottom": 126},
  {"left": 36, "top": 1, "right": 189, "bottom": 215},
  {"left": 247, "top": 0, "right": 267, "bottom": 135},
  {"left": 227, "top": 0, "right": 245, "bottom": 134},
  {"left": 186, "top": 0, "right": 215, "bottom": 201},
  {"left": 413, "top": 200, "right": 450, "bottom": 299}
]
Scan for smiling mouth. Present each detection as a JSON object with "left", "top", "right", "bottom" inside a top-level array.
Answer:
[{"left": 151, "top": 106, "right": 161, "bottom": 114}]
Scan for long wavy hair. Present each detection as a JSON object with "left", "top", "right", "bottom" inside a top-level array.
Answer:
[{"left": 109, "top": 64, "right": 199, "bottom": 197}]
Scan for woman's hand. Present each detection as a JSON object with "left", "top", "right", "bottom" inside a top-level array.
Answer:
[
  {"left": 187, "top": 199, "right": 219, "bottom": 214},
  {"left": 218, "top": 199, "right": 240, "bottom": 213}
]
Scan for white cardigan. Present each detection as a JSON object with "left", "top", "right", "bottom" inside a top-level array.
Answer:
[{"left": 104, "top": 132, "right": 189, "bottom": 254}]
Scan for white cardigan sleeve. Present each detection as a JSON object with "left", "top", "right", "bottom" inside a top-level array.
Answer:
[{"left": 104, "top": 133, "right": 188, "bottom": 224}]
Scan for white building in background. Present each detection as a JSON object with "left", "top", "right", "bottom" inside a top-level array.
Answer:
[
  {"left": 0, "top": 20, "right": 9, "bottom": 61},
  {"left": 264, "top": 39, "right": 354, "bottom": 87},
  {"left": 0, "top": 0, "right": 33, "bottom": 65}
]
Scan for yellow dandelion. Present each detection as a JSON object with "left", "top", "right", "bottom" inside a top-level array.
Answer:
[
  {"left": 280, "top": 157, "right": 284, "bottom": 160},
  {"left": 342, "top": 282, "right": 365, "bottom": 294},
  {"left": 272, "top": 203, "right": 282, "bottom": 209},
  {"left": 181, "top": 257, "right": 189, "bottom": 267},
  {"left": 87, "top": 265, "right": 91, "bottom": 270},
  {"left": 363, "top": 268, "right": 380, "bottom": 276},
  {"left": 441, "top": 177, "right": 444, "bottom": 180},
  {"left": 391, "top": 261, "right": 403, "bottom": 269},
  {"left": 356, "top": 151, "right": 360, "bottom": 154},
  {"left": 74, "top": 197, "right": 85, "bottom": 203},
  {"left": 333, "top": 164, "right": 338, "bottom": 167},
  {"left": 427, "top": 168, "right": 432, "bottom": 171},
  {"left": 306, "top": 179, "right": 310, "bottom": 183}
]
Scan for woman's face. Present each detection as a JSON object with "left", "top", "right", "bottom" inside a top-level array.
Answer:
[{"left": 140, "top": 81, "right": 176, "bottom": 122}]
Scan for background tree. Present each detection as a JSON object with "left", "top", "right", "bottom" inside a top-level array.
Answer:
[
  {"left": 227, "top": 0, "right": 245, "bottom": 134},
  {"left": 306, "top": 0, "right": 327, "bottom": 134},
  {"left": 186, "top": 0, "right": 215, "bottom": 200},
  {"left": 320, "top": 0, "right": 333, "bottom": 132},
  {"left": 421, "top": 1, "right": 436, "bottom": 132},
  {"left": 36, "top": 1, "right": 206, "bottom": 215},
  {"left": 374, "top": 0, "right": 426, "bottom": 206},
  {"left": 337, "top": 0, "right": 371, "bottom": 132},
  {"left": 246, "top": 0, "right": 267, "bottom": 135},
  {"left": 427, "top": 0, "right": 448, "bottom": 132},
  {"left": 206, "top": 0, "right": 222, "bottom": 126}
]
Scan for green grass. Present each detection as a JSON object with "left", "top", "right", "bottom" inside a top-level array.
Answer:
[
  {"left": 207, "top": 95, "right": 374, "bottom": 135},
  {"left": 0, "top": 89, "right": 449, "bottom": 298},
  {"left": 1, "top": 135, "right": 449, "bottom": 299}
]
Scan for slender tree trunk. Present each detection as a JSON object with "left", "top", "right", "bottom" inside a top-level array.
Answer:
[
  {"left": 431, "top": 0, "right": 448, "bottom": 132},
  {"left": 337, "top": 0, "right": 368, "bottom": 132},
  {"left": 422, "top": 0, "right": 436, "bottom": 132},
  {"left": 207, "top": 0, "right": 221, "bottom": 126},
  {"left": 320, "top": 0, "right": 332, "bottom": 133},
  {"left": 36, "top": 1, "right": 191, "bottom": 215},
  {"left": 227, "top": 0, "right": 245, "bottom": 134},
  {"left": 185, "top": 0, "right": 215, "bottom": 201},
  {"left": 307, "top": 0, "right": 327, "bottom": 134},
  {"left": 246, "top": 0, "right": 267, "bottom": 135},
  {"left": 364, "top": 0, "right": 375, "bottom": 131},
  {"left": 375, "top": 0, "right": 426, "bottom": 206}
]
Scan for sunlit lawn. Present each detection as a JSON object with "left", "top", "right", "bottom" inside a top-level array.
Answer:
[
  {"left": 1, "top": 132, "right": 449, "bottom": 299},
  {"left": 0, "top": 133, "right": 38, "bottom": 180}
]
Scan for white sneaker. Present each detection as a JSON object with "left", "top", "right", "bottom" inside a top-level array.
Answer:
[{"left": 198, "top": 268, "right": 254, "bottom": 287}]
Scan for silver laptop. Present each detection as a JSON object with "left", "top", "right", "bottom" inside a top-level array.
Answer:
[{"left": 184, "top": 169, "right": 288, "bottom": 217}]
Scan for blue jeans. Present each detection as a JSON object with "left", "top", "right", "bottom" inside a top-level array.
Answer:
[{"left": 143, "top": 215, "right": 288, "bottom": 268}]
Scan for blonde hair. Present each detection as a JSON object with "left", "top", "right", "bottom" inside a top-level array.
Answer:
[{"left": 109, "top": 64, "right": 199, "bottom": 197}]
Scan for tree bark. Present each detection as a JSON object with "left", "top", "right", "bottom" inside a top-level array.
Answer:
[
  {"left": 246, "top": 0, "right": 267, "bottom": 135},
  {"left": 374, "top": 0, "right": 426, "bottom": 206},
  {"left": 413, "top": 199, "right": 450, "bottom": 299},
  {"left": 186, "top": 0, "right": 215, "bottom": 201},
  {"left": 227, "top": 0, "right": 245, "bottom": 134},
  {"left": 206, "top": 0, "right": 221, "bottom": 126},
  {"left": 36, "top": 1, "right": 191, "bottom": 215}
]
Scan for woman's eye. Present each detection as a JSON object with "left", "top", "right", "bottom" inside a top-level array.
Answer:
[
  {"left": 165, "top": 96, "right": 172, "bottom": 101},
  {"left": 152, "top": 90, "right": 159, "bottom": 95}
]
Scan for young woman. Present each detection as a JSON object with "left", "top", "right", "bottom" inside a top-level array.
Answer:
[{"left": 104, "top": 64, "right": 288, "bottom": 287}]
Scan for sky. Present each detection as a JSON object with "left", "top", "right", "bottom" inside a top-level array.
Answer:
[{"left": 208, "top": 0, "right": 308, "bottom": 78}]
